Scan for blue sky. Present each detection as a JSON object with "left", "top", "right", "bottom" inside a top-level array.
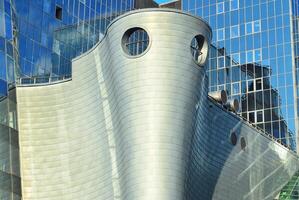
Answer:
[{"left": 154, "top": 0, "right": 171, "bottom": 4}]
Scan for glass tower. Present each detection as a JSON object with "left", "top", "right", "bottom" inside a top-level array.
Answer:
[
  {"left": 0, "top": 0, "right": 21, "bottom": 199},
  {"left": 182, "top": 0, "right": 298, "bottom": 151},
  {"left": 15, "top": 0, "right": 134, "bottom": 82}
]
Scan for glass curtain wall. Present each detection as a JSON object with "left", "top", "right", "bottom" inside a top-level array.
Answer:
[
  {"left": 0, "top": 0, "right": 21, "bottom": 199},
  {"left": 182, "top": 0, "right": 297, "bottom": 150},
  {"left": 15, "top": 0, "right": 134, "bottom": 82}
]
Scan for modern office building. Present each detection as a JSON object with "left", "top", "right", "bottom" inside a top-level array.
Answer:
[
  {"left": 15, "top": 8, "right": 299, "bottom": 200},
  {"left": 2, "top": 0, "right": 299, "bottom": 199},
  {"left": 181, "top": 0, "right": 299, "bottom": 151}
]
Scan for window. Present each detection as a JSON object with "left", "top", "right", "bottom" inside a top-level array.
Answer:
[
  {"left": 217, "top": 2, "right": 224, "bottom": 14},
  {"left": 254, "top": 49, "right": 261, "bottom": 61},
  {"left": 254, "top": 20, "right": 261, "bottom": 33},
  {"left": 0, "top": 37, "right": 4, "bottom": 52},
  {"left": 231, "top": 53, "right": 240, "bottom": 65},
  {"left": 230, "top": 0, "right": 239, "bottom": 10},
  {"left": 230, "top": 132, "right": 237, "bottom": 145},
  {"left": 6, "top": 42, "right": 13, "bottom": 57},
  {"left": 55, "top": 6, "right": 62, "bottom": 20},
  {"left": 257, "top": 110, "right": 264, "bottom": 123},
  {"left": 249, "top": 112, "right": 255, "bottom": 123},
  {"left": 218, "top": 70, "right": 225, "bottom": 85},
  {"left": 231, "top": 25, "right": 239, "bottom": 38},
  {"left": 246, "top": 22, "right": 253, "bottom": 34},
  {"left": 232, "top": 66, "right": 240, "bottom": 82},
  {"left": 247, "top": 79, "right": 254, "bottom": 92},
  {"left": 246, "top": 20, "right": 261, "bottom": 34},
  {"left": 217, "top": 28, "right": 225, "bottom": 41},
  {"left": 232, "top": 82, "right": 240, "bottom": 95},
  {"left": 0, "top": 52, "right": 5, "bottom": 80},
  {"left": 246, "top": 50, "right": 253, "bottom": 63},
  {"left": 5, "top": 14, "right": 12, "bottom": 40},
  {"left": 122, "top": 27, "right": 149, "bottom": 56},
  {"left": 240, "top": 137, "right": 246, "bottom": 150},
  {"left": 190, "top": 35, "right": 208, "bottom": 66},
  {"left": 218, "top": 56, "right": 225, "bottom": 68},
  {"left": 256, "top": 78, "right": 262, "bottom": 91}
]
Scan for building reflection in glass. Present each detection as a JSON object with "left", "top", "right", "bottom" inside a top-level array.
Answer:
[
  {"left": 15, "top": 0, "right": 134, "bottom": 80},
  {"left": 209, "top": 45, "right": 295, "bottom": 149},
  {"left": 182, "top": 0, "right": 298, "bottom": 151}
]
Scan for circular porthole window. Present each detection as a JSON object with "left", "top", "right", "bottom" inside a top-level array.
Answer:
[
  {"left": 240, "top": 137, "right": 246, "bottom": 150},
  {"left": 190, "top": 35, "right": 209, "bottom": 66},
  {"left": 230, "top": 132, "right": 237, "bottom": 146},
  {"left": 122, "top": 27, "right": 149, "bottom": 57}
]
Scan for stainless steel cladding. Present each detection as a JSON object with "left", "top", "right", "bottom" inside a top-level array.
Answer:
[
  {"left": 208, "top": 90, "right": 227, "bottom": 104},
  {"left": 16, "top": 9, "right": 212, "bottom": 200},
  {"left": 15, "top": 9, "right": 299, "bottom": 200}
]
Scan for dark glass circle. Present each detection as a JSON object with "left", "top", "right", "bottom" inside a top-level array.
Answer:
[
  {"left": 230, "top": 132, "right": 237, "bottom": 146},
  {"left": 241, "top": 137, "right": 246, "bottom": 150},
  {"left": 122, "top": 27, "right": 149, "bottom": 56},
  {"left": 190, "top": 35, "right": 208, "bottom": 65}
]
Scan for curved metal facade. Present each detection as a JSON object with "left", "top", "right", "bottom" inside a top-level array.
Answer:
[{"left": 16, "top": 9, "right": 299, "bottom": 200}]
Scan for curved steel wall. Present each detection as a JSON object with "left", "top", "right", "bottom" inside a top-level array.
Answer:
[
  {"left": 16, "top": 9, "right": 299, "bottom": 200},
  {"left": 16, "top": 9, "right": 211, "bottom": 200},
  {"left": 187, "top": 97, "right": 299, "bottom": 200},
  {"left": 16, "top": 50, "right": 114, "bottom": 198},
  {"left": 96, "top": 9, "right": 211, "bottom": 200}
]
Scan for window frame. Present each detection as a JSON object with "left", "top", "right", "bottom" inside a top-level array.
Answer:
[
  {"left": 230, "top": 0, "right": 239, "bottom": 11},
  {"left": 247, "top": 79, "right": 254, "bottom": 93},
  {"left": 217, "top": 2, "right": 224, "bottom": 14},
  {"left": 217, "top": 28, "right": 225, "bottom": 41},
  {"left": 246, "top": 50, "right": 254, "bottom": 63},
  {"left": 254, "top": 49, "right": 261, "bottom": 61},
  {"left": 232, "top": 82, "right": 240, "bottom": 95},
  {"left": 245, "top": 22, "right": 253, "bottom": 35},
  {"left": 248, "top": 111, "right": 255, "bottom": 123},
  {"left": 217, "top": 56, "right": 225, "bottom": 69},
  {"left": 255, "top": 78, "right": 263, "bottom": 91},
  {"left": 253, "top": 20, "right": 261, "bottom": 33},
  {"left": 231, "top": 53, "right": 240, "bottom": 65},
  {"left": 256, "top": 110, "right": 264, "bottom": 123},
  {"left": 230, "top": 25, "right": 240, "bottom": 38}
]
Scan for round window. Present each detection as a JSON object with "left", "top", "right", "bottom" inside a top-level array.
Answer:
[
  {"left": 230, "top": 132, "right": 237, "bottom": 146},
  {"left": 190, "top": 35, "right": 209, "bottom": 66},
  {"left": 240, "top": 137, "right": 246, "bottom": 150},
  {"left": 122, "top": 27, "right": 149, "bottom": 56}
]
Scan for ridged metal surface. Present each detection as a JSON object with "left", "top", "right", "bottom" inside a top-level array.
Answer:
[
  {"left": 188, "top": 95, "right": 299, "bottom": 200},
  {"left": 16, "top": 9, "right": 299, "bottom": 200}
]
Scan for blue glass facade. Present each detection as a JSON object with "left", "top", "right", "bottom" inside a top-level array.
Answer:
[
  {"left": 15, "top": 0, "right": 134, "bottom": 81},
  {"left": 0, "top": 0, "right": 18, "bottom": 93},
  {"left": 182, "top": 0, "right": 298, "bottom": 150}
]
